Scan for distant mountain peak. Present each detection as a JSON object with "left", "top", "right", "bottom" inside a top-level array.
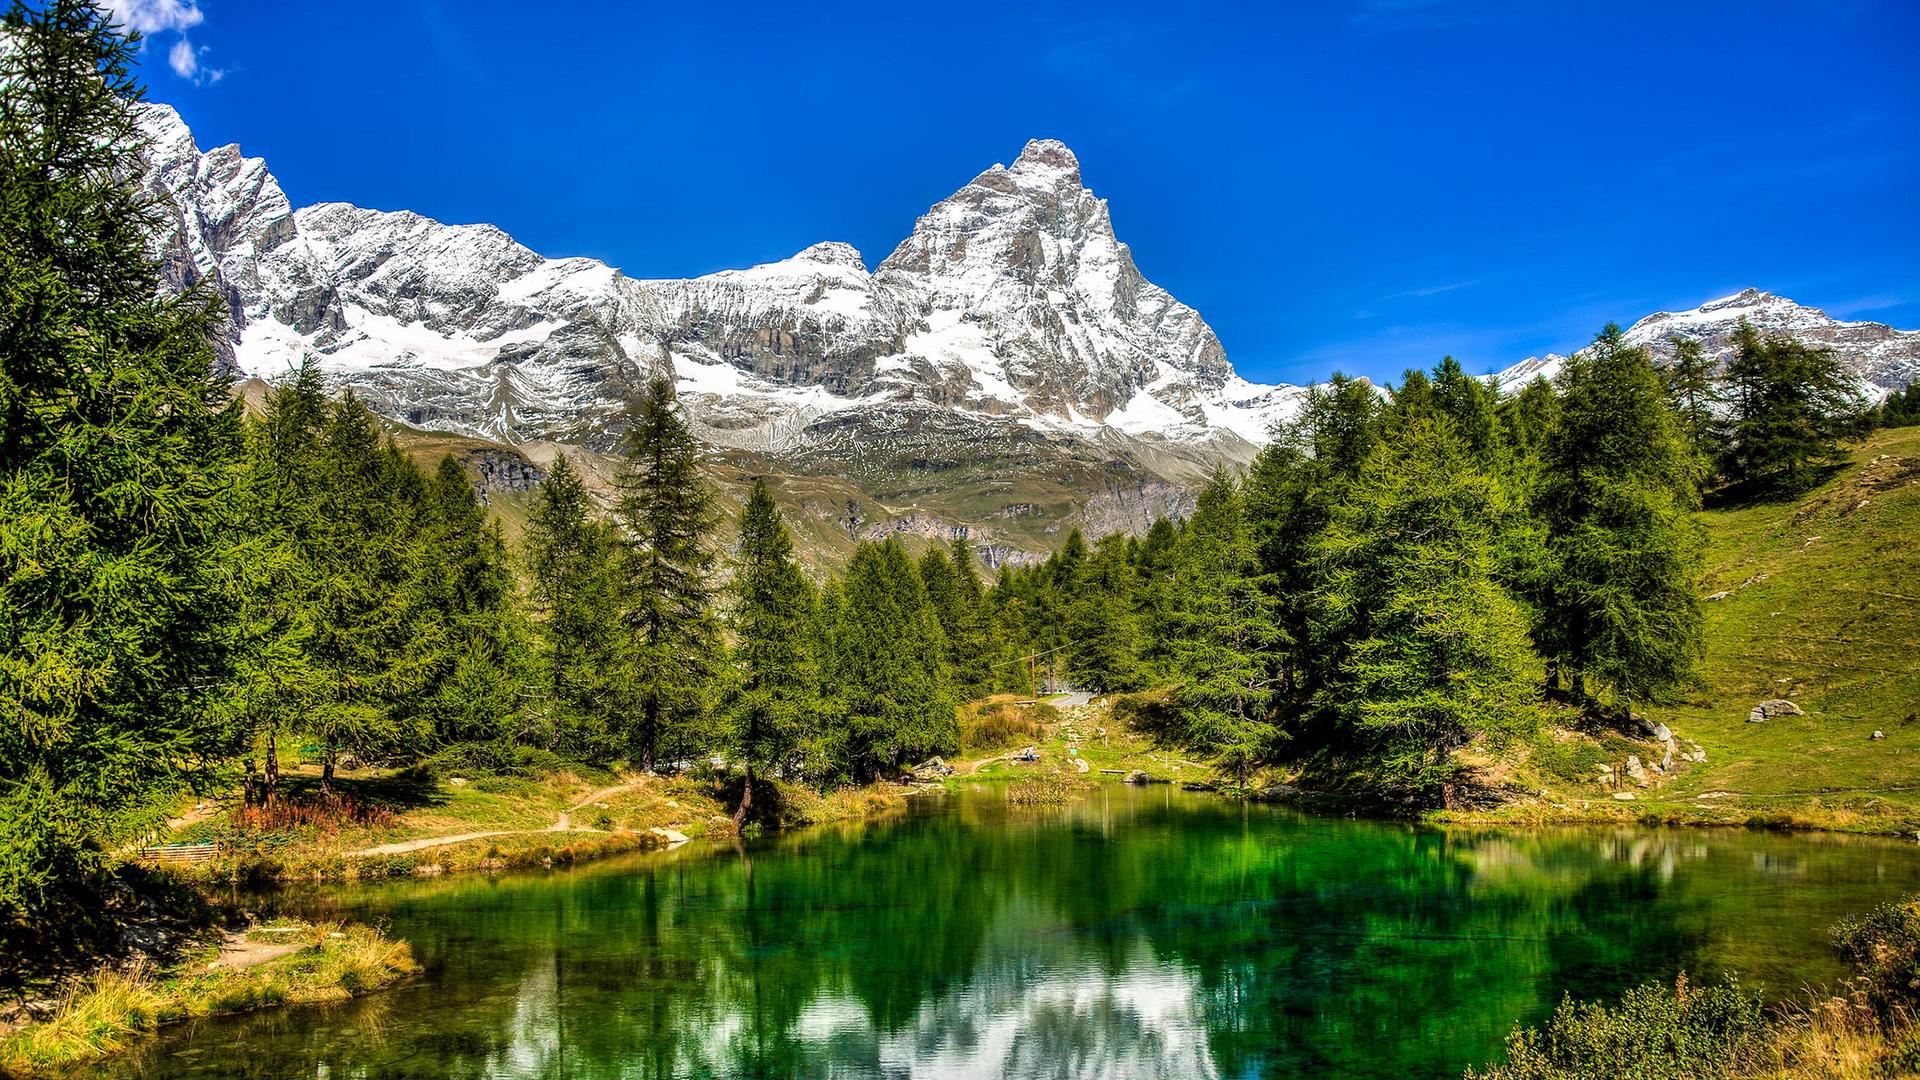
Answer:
[
  {"left": 1010, "top": 138, "right": 1082, "bottom": 185},
  {"left": 790, "top": 241, "right": 867, "bottom": 271},
  {"left": 1496, "top": 289, "right": 1919, "bottom": 396}
]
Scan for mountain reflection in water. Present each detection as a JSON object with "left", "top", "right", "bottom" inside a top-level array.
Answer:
[{"left": 108, "top": 786, "right": 1920, "bottom": 1080}]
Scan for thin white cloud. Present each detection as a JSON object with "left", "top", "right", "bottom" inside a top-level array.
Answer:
[
  {"left": 101, "top": 0, "right": 222, "bottom": 85},
  {"left": 101, "top": 0, "right": 203, "bottom": 35}
]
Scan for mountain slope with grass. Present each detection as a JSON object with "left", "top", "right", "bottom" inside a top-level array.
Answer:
[
  {"left": 1662, "top": 424, "right": 1920, "bottom": 813},
  {"left": 1476, "top": 425, "right": 1920, "bottom": 830}
]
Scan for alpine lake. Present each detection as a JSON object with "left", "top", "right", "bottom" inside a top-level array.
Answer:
[{"left": 103, "top": 784, "right": 1920, "bottom": 1079}]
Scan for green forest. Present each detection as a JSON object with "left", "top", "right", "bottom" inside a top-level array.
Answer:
[{"left": 4, "top": 0, "right": 1919, "bottom": 990}]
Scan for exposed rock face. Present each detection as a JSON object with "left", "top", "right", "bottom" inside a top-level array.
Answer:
[
  {"left": 133, "top": 102, "right": 1920, "bottom": 560},
  {"left": 465, "top": 448, "right": 546, "bottom": 500},
  {"left": 1496, "top": 290, "right": 1920, "bottom": 397},
  {"left": 136, "top": 107, "right": 1299, "bottom": 471}
]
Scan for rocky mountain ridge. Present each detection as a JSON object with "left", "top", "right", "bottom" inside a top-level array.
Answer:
[
  {"left": 137, "top": 103, "right": 1920, "bottom": 563},
  {"left": 1495, "top": 289, "right": 1920, "bottom": 395}
]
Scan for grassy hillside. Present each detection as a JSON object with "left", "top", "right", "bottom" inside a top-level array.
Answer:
[
  {"left": 1474, "top": 425, "right": 1920, "bottom": 831},
  {"left": 1659, "top": 424, "right": 1920, "bottom": 812}
]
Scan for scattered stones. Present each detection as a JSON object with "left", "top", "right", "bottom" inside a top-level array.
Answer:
[
  {"left": 1652, "top": 723, "right": 1672, "bottom": 742},
  {"left": 1748, "top": 699, "right": 1804, "bottom": 723},
  {"left": 1624, "top": 755, "right": 1651, "bottom": 787},
  {"left": 1613, "top": 791, "right": 1637, "bottom": 801},
  {"left": 1703, "top": 590, "right": 1732, "bottom": 602},
  {"left": 1740, "top": 572, "right": 1770, "bottom": 588},
  {"left": 1594, "top": 764, "right": 1614, "bottom": 779},
  {"left": 1254, "top": 783, "right": 1298, "bottom": 802}
]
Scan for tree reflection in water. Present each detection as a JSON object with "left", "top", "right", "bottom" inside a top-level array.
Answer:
[{"left": 113, "top": 787, "right": 1920, "bottom": 1080}]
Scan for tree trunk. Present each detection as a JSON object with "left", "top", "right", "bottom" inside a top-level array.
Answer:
[
  {"left": 732, "top": 765, "right": 754, "bottom": 828},
  {"left": 243, "top": 758, "right": 260, "bottom": 809},
  {"left": 264, "top": 738, "right": 280, "bottom": 806},
  {"left": 321, "top": 746, "right": 336, "bottom": 796}
]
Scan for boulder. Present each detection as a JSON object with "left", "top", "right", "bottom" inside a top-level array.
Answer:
[
  {"left": 1652, "top": 723, "right": 1672, "bottom": 743},
  {"left": 908, "top": 756, "right": 954, "bottom": 781},
  {"left": 1747, "top": 699, "right": 1803, "bottom": 723},
  {"left": 1632, "top": 714, "right": 1659, "bottom": 737},
  {"left": 1122, "top": 770, "right": 1160, "bottom": 785},
  {"left": 1624, "top": 755, "right": 1651, "bottom": 787},
  {"left": 1253, "top": 783, "right": 1298, "bottom": 802},
  {"left": 1703, "top": 590, "right": 1731, "bottom": 602},
  {"left": 1613, "top": 791, "right": 1637, "bottom": 801},
  {"left": 1872, "top": 730, "right": 1886, "bottom": 740}
]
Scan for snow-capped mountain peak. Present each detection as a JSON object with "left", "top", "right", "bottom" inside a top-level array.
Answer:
[{"left": 1494, "top": 288, "right": 1920, "bottom": 396}]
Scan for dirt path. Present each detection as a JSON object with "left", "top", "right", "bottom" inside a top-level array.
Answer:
[
  {"left": 345, "top": 780, "right": 654, "bottom": 858},
  {"left": 569, "top": 780, "right": 646, "bottom": 813},
  {"left": 209, "top": 931, "right": 305, "bottom": 971},
  {"left": 348, "top": 829, "right": 515, "bottom": 857}
]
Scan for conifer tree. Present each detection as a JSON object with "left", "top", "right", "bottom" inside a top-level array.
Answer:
[
  {"left": 525, "top": 452, "right": 626, "bottom": 760},
  {"left": 1880, "top": 379, "right": 1920, "bottom": 428},
  {"left": 1314, "top": 416, "right": 1536, "bottom": 806},
  {"left": 1718, "top": 320, "right": 1865, "bottom": 495},
  {"left": 1431, "top": 356, "right": 1503, "bottom": 466},
  {"left": 1536, "top": 327, "right": 1704, "bottom": 707},
  {"left": 1243, "top": 374, "right": 1381, "bottom": 707},
  {"left": 226, "top": 367, "right": 332, "bottom": 806},
  {"left": 305, "top": 395, "right": 436, "bottom": 791},
  {"left": 1154, "top": 470, "right": 1279, "bottom": 787},
  {"left": 613, "top": 375, "right": 723, "bottom": 771},
  {"left": 942, "top": 534, "right": 998, "bottom": 695},
  {"left": 829, "top": 540, "right": 955, "bottom": 780},
  {"left": 1663, "top": 335, "right": 1719, "bottom": 465},
  {"left": 726, "top": 480, "right": 819, "bottom": 823},
  {"left": 416, "top": 455, "right": 528, "bottom": 747},
  {"left": 1066, "top": 534, "right": 1144, "bottom": 694},
  {"left": 1498, "top": 376, "right": 1561, "bottom": 467},
  {"left": 0, "top": 0, "right": 244, "bottom": 924}
]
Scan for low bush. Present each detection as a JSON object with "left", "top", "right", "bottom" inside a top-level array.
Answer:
[
  {"left": 1006, "top": 774, "right": 1089, "bottom": 805},
  {"left": 958, "top": 697, "right": 1056, "bottom": 754},
  {"left": 1830, "top": 895, "right": 1920, "bottom": 1016},
  {"left": 231, "top": 792, "right": 396, "bottom": 834},
  {"left": 1468, "top": 974, "right": 1766, "bottom": 1080}
]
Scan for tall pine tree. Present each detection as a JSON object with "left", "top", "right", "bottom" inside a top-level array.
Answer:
[
  {"left": 0, "top": 0, "right": 245, "bottom": 931},
  {"left": 1153, "top": 470, "right": 1279, "bottom": 787},
  {"left": 1536, "top": 326, "right": 1704, "bottom": 708},
  {"left": 525, "top": 453, "right": 626, "bottom": 761},
  {"left": 726, "top": 480, "right": 820, "bottom": 823},
  {"left": 613, "top": 375, "right": 723, "bottom": 771},
  {"left": 1314, "top": 416, "right": 1536, "bottom": 806}
]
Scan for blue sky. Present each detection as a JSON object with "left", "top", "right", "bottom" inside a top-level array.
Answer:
[{"left": 124, "top": 0, "right": 1918, "bottom": 386}]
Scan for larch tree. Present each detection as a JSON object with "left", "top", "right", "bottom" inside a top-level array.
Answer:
[
  {"left": 0, "top": 0, "right": 245, "bottom": 930},
  {"left": 1662, "top": 334, "right": 1719, "bottom": 468},
  {"left": 1313, "top": 416, "right": 1537, "bottom": 807},
  {"left": 612, "top": 375, "right": 724, "bottom": 772},
  {"left": 1535, "top": 326, "right": 1705, "bottom": 709},
  {"left": 1154, "top": 470, "right": 1279, "bottom": 788},
  {"left": 1717, "top": 320, "right": 1865, "bottom": 496},
  {"left": 726, "top": 479, "right": 820, "bottom": 824},
  {"left": 524, "top": 452, "right": 626, "bottom": 761}
]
